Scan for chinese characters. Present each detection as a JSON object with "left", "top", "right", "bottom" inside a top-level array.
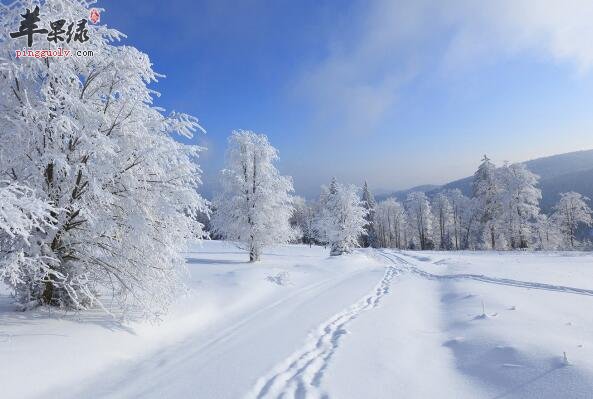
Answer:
[
  {"left": 10, "top": 6, "right": 90, "bottom": 47},
  {"left": 9, "top": 6, "right": 47, "bottom": 47}
]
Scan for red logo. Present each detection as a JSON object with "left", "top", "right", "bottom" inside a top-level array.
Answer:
[{"left": 89, "top": 9, "right": 100, "bottom": 24}]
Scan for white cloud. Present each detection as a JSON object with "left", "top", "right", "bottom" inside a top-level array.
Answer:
[
  {"left": 443, "top": 0, "right": 593, "bottom": 71},
  {"left": 296, "top": 0, "right": 593, "bottom": 134}
]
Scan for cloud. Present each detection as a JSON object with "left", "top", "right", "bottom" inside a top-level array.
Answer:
[
  {"left": 442, "top": 0, "right": 593, "bottom": 71},
  {"left": 296, "top": 0, "right": 593, "bottom": 135},
  {"left": 294, "top": 0, "right": 432, "bottom": 135}
]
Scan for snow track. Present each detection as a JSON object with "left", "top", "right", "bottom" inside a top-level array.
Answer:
[
  {"left": 247, "top": 264, "right": 399, "bottom": 399},
  {"left": 379, "top": 251, "right": 593, "bottom": 297},
  {"left": 51, "top": 264, "right": 378, "bottom": 399}
]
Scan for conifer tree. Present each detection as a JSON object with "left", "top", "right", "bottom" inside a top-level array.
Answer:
[
  {"left": 316, "top": 179, "right": 367, "bottom": 256},
  {"left": 361, "top": 182, "right": 378, "bottom": 248}
]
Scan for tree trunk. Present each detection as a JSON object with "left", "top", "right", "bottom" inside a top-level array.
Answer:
[
  {"left": 42, "top": 281, "right": 54, "bottom": 305},
  {"left": 249, "top": 247, "right": 260, "bottom": 262}
]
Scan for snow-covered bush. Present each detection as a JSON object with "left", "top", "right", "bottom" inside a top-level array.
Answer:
[
  {"left": 0, "top": 0, "right": 207, "bottom": 316},
  {"left": 212, "top": 131, "right": 295, "bottom": 262}
]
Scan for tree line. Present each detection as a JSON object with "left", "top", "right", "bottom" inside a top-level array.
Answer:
[
  {"left": 290, "top": 156, "right": 593, "bottom": 252},
  {"left": 209, "top": 134, "right": 593, "bottom": 263}
]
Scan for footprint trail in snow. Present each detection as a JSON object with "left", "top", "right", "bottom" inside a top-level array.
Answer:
[
  {"left": 380, "top": 250, "right": 593, "bottom": 297},
  {"left": 246, "top": 264, "right": 399, "bottom": 399}
]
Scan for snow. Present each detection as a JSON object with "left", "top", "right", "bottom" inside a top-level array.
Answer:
[
  {"left": 371, "top": 250, "right": 593, "bottom": 398},
  {"left": 2, "top": 241, "right": 593, "bottom": 398}
]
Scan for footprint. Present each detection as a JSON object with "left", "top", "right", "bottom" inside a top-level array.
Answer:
[{"left": 248, "top": 265, "right": 399, "bottom": 399}]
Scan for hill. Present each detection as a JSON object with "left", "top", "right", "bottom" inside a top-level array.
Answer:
[{"left": 378, "top": 149, "right": 593, "bottom": 213}]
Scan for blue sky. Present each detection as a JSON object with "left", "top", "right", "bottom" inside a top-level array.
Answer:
[{"left": 99, "top": 0, "right": 593, "bottom": 198}]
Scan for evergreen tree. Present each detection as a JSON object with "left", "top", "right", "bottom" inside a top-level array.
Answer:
[
  {"left": 361, "top": 182, "right": 377, "bottom": 248},
  {"left": 316, "top": 179, "right": 367, "bottom": 256}
]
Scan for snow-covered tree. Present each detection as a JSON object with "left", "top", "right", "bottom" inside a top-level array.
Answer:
[
  {"left": 0, "top": 182, "right": 57, "bottom": 293},
  {"left": 498, "top": 162, "right": 541, "bottom": 249},
  {"left": 290, "top": 196, "right": 316, "bottom": 246},
  {"left": 312, "top": 184, "right": 331, "bottom": 246},
  {"left": 375, "top": 198, "right": 407, "bottom": 249},
  {"left": 0, "top": 182, "right": 55, "bottom": 242},
  {"left": 212, "top": 131, "right": 294, "bottom": 262},
  {"left": 551, "top": 192, "right": 593, "bottom": 249},
  {"left": 0, "top": 0, "right": 207, "bottom": 316},
  {"left": 431, "top": 193, "right": 453, "bottom": 250},
  {"left": 443, "top": 189, "right": 469, "bottom": 250},
  {"left": 405, "top": 192, "right": 433, "bottom": 250},
  {"left": 315, "top": 179, "right": 367, "bottom": 256},
  {"left": 461, "top": 198, "right": 481, "bottom": 250},
  {"left": 472, "top": 155, "right": 504, "bottom": 249},
  {"left": 360, "top": 181, "right": 377, "bottom": 248},
  {"left": 534, "top": 214, "right": 562, "bottom": 250}
]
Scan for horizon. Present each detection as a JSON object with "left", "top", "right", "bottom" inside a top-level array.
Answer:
[
  {"left": 373, "top": 147, "right": 593, "bottom": 197},
  {"left": 197, "top": 147, "right": 593, "bottom": 200}
]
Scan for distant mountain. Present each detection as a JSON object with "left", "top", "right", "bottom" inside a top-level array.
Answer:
[
  {"left": 376, "top": 184, "right": 440, "bottom": 202},
  {"left": 537, "top": 168, "right": 593, "bottom": 213},
  {"left": 377, "top": 149, "right": 593, "bottom": 213}
]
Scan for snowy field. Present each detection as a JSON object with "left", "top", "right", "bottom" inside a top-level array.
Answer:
[{"left": 2, "top": 241, "right": 593, "bottom": 398}]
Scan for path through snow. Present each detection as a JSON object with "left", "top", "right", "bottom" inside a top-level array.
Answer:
[
  {"left": 379, "top": 250, "right": 593, "bottom": 297},
  {"left": 247, "top": 264, "right": 399, "bottom": 399}
]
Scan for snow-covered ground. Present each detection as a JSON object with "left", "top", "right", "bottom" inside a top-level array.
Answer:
[{"left": 2, "top": 241, "right": 593, "bottom": 398}]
